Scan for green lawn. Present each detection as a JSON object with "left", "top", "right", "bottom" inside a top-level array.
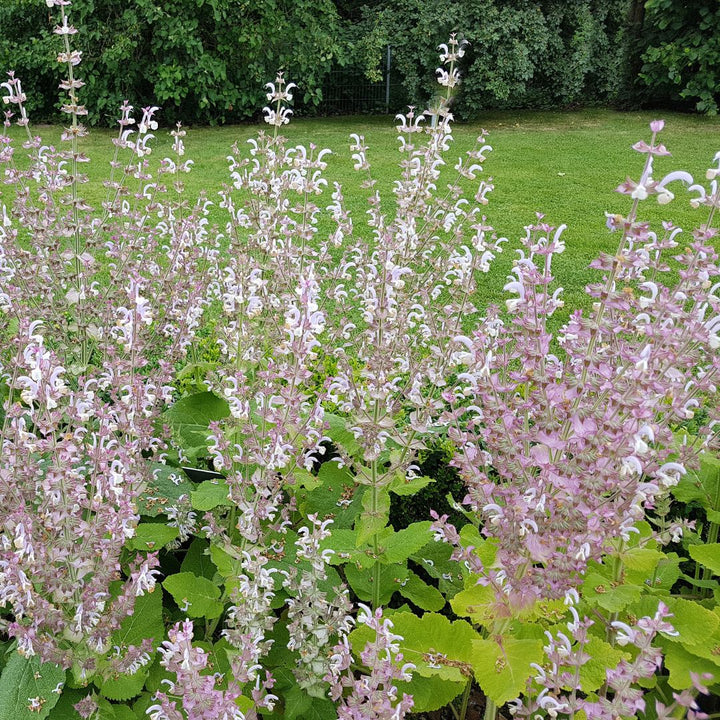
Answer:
[{"left": 8, "top": 109, "right": 720, "bottom": 317}]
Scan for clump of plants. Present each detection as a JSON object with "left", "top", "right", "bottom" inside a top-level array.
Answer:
[{"left": 0, "top": 4, "right": 719, "bottom": 720}]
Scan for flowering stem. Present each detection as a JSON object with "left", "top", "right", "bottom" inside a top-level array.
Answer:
[
  {"left": 702, "top": 514, "right": 719, "bottom": 597},
  {"left": 483, "top": 697, "right": 497, "bottom": 720},
  {"left": 606, "top": 540, "right": 626, "bottom": 646},
  {"left": 58, "top": 3, "right": 87, "bottom": 368},
  {"left": 458, "top": 678, "right": 472, "bottom": 720},
  {"left": 371, "top": 458, "right": 381, "bottom": 610}
]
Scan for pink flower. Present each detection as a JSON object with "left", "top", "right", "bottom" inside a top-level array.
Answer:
[{"left": 650, "top": 119, "right": 665, "bottom": 133}]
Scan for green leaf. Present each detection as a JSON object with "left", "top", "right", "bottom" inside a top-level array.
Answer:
[
  {"left": 672, "top": 475, "right": 707, "bottom": 505},
  {"left": 320, "top": 528, "right": 365, "bottom": 565},
  {"left": 470, "top": 638, "right": 544, "bottom": 706},
  {"left": 302, "top": 696, "right": 336, "bottom": 720},
  {"left": 578, "top": 635, "right": 630, "bottom": 692},
  {"left": 0, "top": 639, "right": 12, "bottom": 674},
  {"left": 206, "top": 640, "right": 233, "bottom": 687},
  {"left": 707, "top": 508, "right": 720, "bottom": 524},
  {"left": 350, "top": 611, "right": 477, "bottom": 712},
  {"left": 635, "top": 552, "right": 682, "bottom": 592},
  {"left": 389, "top": 474, "right": 435, "bottom": 496},
  {"left": 46, "top": 688, "right": 86, "bottom": 719},
  {"left": 665, "top": 597, "right": 720, "bottom": 647},
  {"left": 163, "top": 391, "right": 230, "bottom": 455},
  {"left": 111, "top": 586, "right": 164, "bottom": 650},
  {"left": 97, "top": 697, "right": 140, "bottom": 719},
  {"left": 356, "top": 488, "right": 390, "bottom": 546},
  {"left": 397, "top": 570, "right": 445, "bottom": 611},
  {"left": 126, "top": 523, "right": 179, "bottom": 551},
  {"left": 581, "top": 572, "right": 643, "bottom": 613},
  {"left": 0, "top": 653, "right": 65, "bottom": 720},
  {"left": 410, "top": 541, "right": 465, "bottom": 598},
  {"left": 673, "top": 451, "right": 720, "bottom": 510},
  {"left": 394, "top": 612, "right": 478, "bottom": 681},
  {"left": 190, "top": 479, "right": 231, "bottom": 511},
  {"left": 661, "top": 638, "right": 720, "bottom": 690},
  {"left": 163, "top": 572, "right": 224, "bottom": 619},
  {"left": 689, "top": 543, "right": 720, "bottom": 576},
  {"left": 397, "top": 674, "right": 466, "bottom": 714},
  {"left": 265, "top": 624, "right": 296, "bottom": 676},
  {"left": 99, "top": 589, "right": 164, "bottom": 702},
  {"left": 679, "top": 573, "right": 718, "bottom": 590},
  {"left": 132, "top": 693, "right": 157, "bottom": 719},
  {"left": 344, "top": 563, "right": 407, "bottom": 605},
  {"left": 301, "top": 462, "right": 363, "bottom": 529},
  {"left": 381, "top": 522, "right": 433, "bottom": 564},
  {"left": 291, "top": 467, "right": 321, "bottom": 491},
  {"left": 451, "top": 582, "right": 498, "bottom": 627},
  {"left": 324, "top": 413, "right": 361, "bottom": 457},
  {"left": 181, "top": 539, "right": 218, "bottom": 579},
  {"left": 136, "top": 463, "right": 194, "bottom": 517},
  {"left": 622, "top": 547, "right": 664, "bottom": 574},
  {"left": 284, "top": 685, "right": 312, "bottom": 720},
  {"left": 99, "top": 669, "right": 147, "bottom": 703},
  {"left": 210, "top": 544, "right": 242, "bottom": 579},
  {"left": 144, "top": 657, "right": 173, "bottom": 695}
]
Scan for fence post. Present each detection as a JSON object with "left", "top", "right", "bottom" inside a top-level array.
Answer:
[{"left": 385, "top": 45, "right": 391, "bottom": 113}]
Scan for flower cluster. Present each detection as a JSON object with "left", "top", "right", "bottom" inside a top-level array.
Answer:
[
  {"left": 0, "top": 0, "right": 211, "bottom": 670},
  {"left": 283, "top": 515, "right": 354, "bottom": 695},
  {"left": 435, "top": 132, "right": 720, "bottom": 607},
  {"left": 0, "top": 320, "right": 161, "bottom": 670},
  {"left": 326, "top": 605, "right": 415, "bottom": 720},
  {"left": 510, "top": 602, "right": 709, "bottom": 720},
  {"left": 148, "top": 620, "right": 247, "bottom": 720}
]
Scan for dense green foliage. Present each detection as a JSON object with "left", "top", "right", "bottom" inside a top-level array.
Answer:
[
  {"left": 0, "top": 0, "right": 718, "bottom": 123},
  {"left": 362, "top": 0, "right": 632, "bottom": 117},
  {"left": 0, "top": 0, "right": 343, "bottom": 125},
  {"left": 640, "top": 0, "right": 720, "bottom": 114}
]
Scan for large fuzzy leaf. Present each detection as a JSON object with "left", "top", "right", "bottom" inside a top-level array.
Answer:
[
  {"left": 163, "top": 392, "right": 230, "bottom": 457},
  {"left": 470, "top": 637, "right": 544, "bottom": 706},
  {"left": 0, "top": 653, "right": 65, "bottom": 720},
  {"left": 163, "top": 572, "right": 224, "bottom": 619}
]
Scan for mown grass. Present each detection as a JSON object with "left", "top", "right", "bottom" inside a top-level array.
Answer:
[{"left": 7, "top": 109, "right": 720, "bottom": 319}]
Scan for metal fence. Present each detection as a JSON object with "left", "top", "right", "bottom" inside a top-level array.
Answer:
[{"left": 319, "top": 46, "right": 397, "bottom": 115}]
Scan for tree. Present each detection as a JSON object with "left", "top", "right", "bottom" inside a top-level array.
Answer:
[{"left": 640, "top": 0, "right": 720, "bottom": 114}]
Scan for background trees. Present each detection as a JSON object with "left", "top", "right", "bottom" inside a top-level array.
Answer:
[
  {"left": 0, "top": 0, "right": 343, "bottom": 124},
  {"left": 640, "top": 0, "right": 720, "bottom": 114},
  {"left": 0, "top": 0, "right": 716, "bottom": 124}
]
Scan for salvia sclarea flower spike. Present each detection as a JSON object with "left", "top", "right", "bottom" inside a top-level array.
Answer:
[
  {"left": 0, "top": 0, "right": 213, "bottom": 673},
  {"left": 0, "top": 73, "right": 29, "bottom": 127},
  {"left": 510, "top": 602, "right": 710, "bottom": 719},
  {"left": 263, "top": 72, "right": 297, "bottom": 128},
  {"left": 435, "top": 120, "right": 720, "bottom": 609},
  {"left": 325, "top": 605, "right": 415, "bottom": 720},
  {"left": 283, "top": 515, "right": 354, "bottom": 695},
  {"left": 209, "top": 76, "right": 349, "bottom": 696},
  {"left": 435, "top": 33, "right": 468, "bottom": 92},
  {"left": 323, "top": 93, "right": 504, "bottom": 473},
  {"left": 147, "top": 620, "right": 249, "bottom": 720}
]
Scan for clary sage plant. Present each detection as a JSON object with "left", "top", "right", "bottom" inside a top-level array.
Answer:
[{"left": 0, "top": 3, "right": 718, "bottom": 720}]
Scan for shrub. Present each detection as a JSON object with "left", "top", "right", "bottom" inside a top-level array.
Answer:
[
  {"left": 0, "top": 0, "right": 343, "bottom": 125},
  {"left": 355, "top": 0, "right": 632, "bottom": 116},
  {"left": 640, "top": 0, "right": 720, "bottom": 114}
]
